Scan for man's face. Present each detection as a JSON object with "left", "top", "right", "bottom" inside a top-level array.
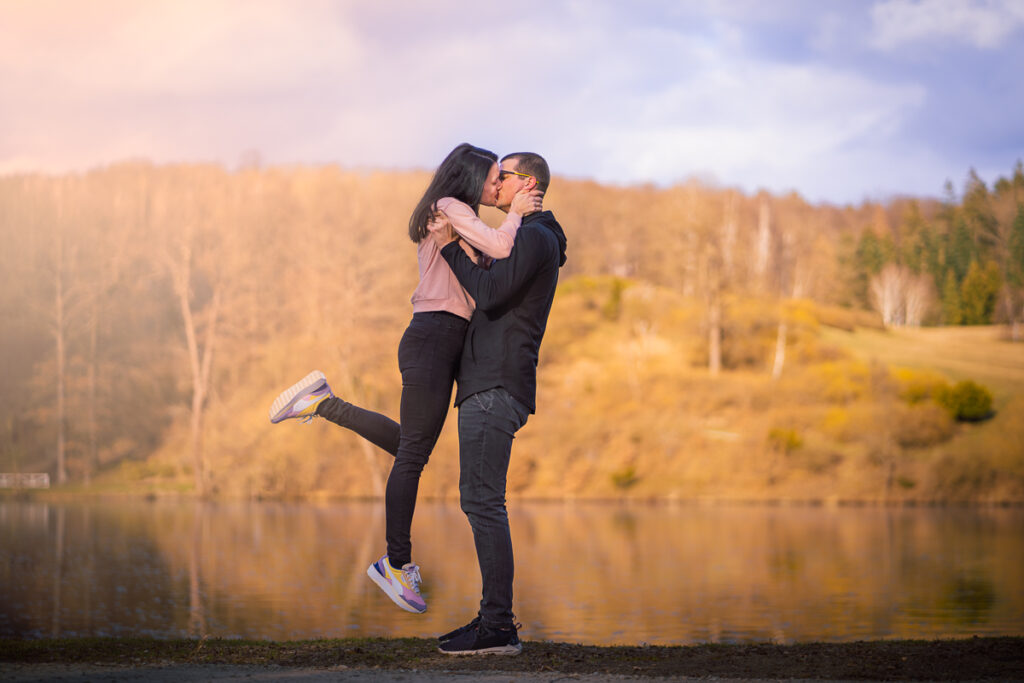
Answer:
[
  {"left": 479, "top": 162, "right": 500, "bottom": 207},
  {"left": 495, "top": 159, "right": 532, "bottom": 211}
]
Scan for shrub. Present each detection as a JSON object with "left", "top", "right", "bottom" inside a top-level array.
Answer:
[
  {"left": 812, "top": 359, "right": 871, "bottom": 403},
  {"left": 821, "top": 404, "right": 881, "bottom": 443},
  {"left": 768, "top": 427, "right": 803, "bottom": 453},
  {"left": 790, "top": 446, "right": 844, "bottom": 474},
  {"left": 611, "top": 465, "right": 639, "bottom": 489},
  {"left": 936, "top": 380, "right": 994, "bottom": 422},
  {"left": 933, "top": 451, "right": 999, "bottom": 497},
  {"left": 821, "top": 407, "right": 850, "bottom": 440},
  {"left": 601, "top": 277, "right": 629, "bottom": 320},
  {"left": 891, "top": 403, "right": 956, "bottom": 448},
  {"left": 891, "top": 367, "right": 950, "bottom": 405}
]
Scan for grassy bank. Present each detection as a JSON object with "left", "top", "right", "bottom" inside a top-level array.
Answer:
[
  {"left": 7, "top": 283, "right": 1023, "bottom": 505},
  {"left": 87, "top": 304, "right": 1024, "bottom": 503},
  {"left": 2, "top": 636, "right": 1023, "bottom": 680}
]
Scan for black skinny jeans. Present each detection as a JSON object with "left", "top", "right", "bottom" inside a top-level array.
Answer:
[{"left": 318, "top": 311, "right": 468, "bottom": 568}]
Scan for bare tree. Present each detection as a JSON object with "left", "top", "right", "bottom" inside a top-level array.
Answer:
[
  {"left": 694, "top": 194, "right": 729, "bottom": 376},
  {"left": 767, "top": 195, "right": 836, "bottom": 378},
  {"left": 171, "top": 246, "right": 220, "bottom": 497},
  {"left": 156, "top": 173, "right": 228, "bottom": 497},
  {"left": 773, "top": 228, "right": 802, "bottom": 379},
  {"left": 53, "top": 225, "right": 68, "bottom": 484},
  {"left": 756, "top": 194, "right": 772, "bottom": 283},
  {"left": 766, "top": 197, "right": 795, "bottom": 380},
  {"left": 870, "top": 263, "right": 908, "bottom": 326},
  {"left": 903, "top": 272, "right": 935, "bottom": 326},
  {"left": 868, "top": 263, "right": 935, "bottom": 327},
  {"left": 78, "top": 174, "right": 134, "bottom": 483},
  {"left": 46, "top": 181, "right": 84, "bottom": 485},
  {"left": 990, "top": 176, "right": 1024, "bottom": 339}
]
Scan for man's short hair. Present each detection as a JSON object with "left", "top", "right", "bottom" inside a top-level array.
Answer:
[{"left": 501, "top": 152, "right": 550, "bottom": 193}]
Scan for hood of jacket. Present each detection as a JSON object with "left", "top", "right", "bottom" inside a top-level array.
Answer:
[{"left": 524, "top": 210, "right": 567, "bottom": 267}]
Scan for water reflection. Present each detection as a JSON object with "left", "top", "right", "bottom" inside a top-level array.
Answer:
[
  {"left": 188, "top": 504, "right": 205, "bottom": 637},
  {"left": 1, "top": 500, "right": 1022, "bottom": 645}
]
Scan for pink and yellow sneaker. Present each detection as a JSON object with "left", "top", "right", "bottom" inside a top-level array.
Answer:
[
  {"left": 367, "top": 554, "right": 427, "bottom": 613},
  {"left": 268, "top": 370, "right": 334, "bottom": 424}
]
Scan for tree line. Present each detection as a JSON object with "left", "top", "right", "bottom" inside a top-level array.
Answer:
[
  {"left": 0, "top": 160, "right": 1021, "bottom": 492},
  {"left": 852, "top": 166, "right": 1024, "bottom": 331}
]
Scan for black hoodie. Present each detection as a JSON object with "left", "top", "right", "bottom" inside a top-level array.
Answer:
[{"left": 440, "top": 210, "right": 568, "bottom": 413}]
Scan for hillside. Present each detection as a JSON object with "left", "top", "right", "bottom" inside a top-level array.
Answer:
[
  {"left": 115, "top": 277, "right": 1024, "bottom": 503},
  {"left": 1, "top": 163, "right": 1021, "bottom": 502}
]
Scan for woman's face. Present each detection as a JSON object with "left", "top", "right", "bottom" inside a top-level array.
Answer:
[{"left": 479, "top": 162, "right": 500, "bottom": 207}]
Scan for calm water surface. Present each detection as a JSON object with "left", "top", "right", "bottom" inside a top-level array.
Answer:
[{"left": 1, "top": 500, "right": 1022, "bottom": 645}]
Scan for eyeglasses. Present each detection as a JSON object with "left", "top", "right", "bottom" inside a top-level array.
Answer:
[{"left": 499, "top": 169, "right": 534, "bottom": 181}]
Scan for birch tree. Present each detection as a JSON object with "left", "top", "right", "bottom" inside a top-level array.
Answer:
[
  {"left": 871, "top": 263, "right": 906, "bottom": 326},
  {"left": 903, "top": 272, "right": 935, "bottom": 326},
  {"left": 156, "top": 169, "right": 229, "bottom": 496},
  {"left": 44, "top": 179, "right": 86, "bottom": 484}
]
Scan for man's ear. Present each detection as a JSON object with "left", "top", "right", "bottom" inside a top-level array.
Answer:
[{"left": 524, "top": 176, "right": 537, "bottom": 190}]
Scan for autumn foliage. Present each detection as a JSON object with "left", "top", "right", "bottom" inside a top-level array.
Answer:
[{"left": 1, "top": 161, "right": 1021, "bottom": 501}]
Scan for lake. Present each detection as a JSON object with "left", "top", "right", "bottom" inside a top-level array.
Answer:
[{"left": 1, "top": 499, "right": 1021, "bottom": 645}]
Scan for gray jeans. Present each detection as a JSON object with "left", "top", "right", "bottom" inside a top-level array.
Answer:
[{"left": 457, "top": 387, "right": 530, "bottom": 628}]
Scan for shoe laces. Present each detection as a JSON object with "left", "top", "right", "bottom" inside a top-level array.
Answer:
[{"left": 402, "top": 564, "right": 422, "bottom": 594}]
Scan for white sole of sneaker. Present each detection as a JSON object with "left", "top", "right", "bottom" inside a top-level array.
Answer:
[
  {"left": 366, "top": 563, "right": 426, "bottom": 614},
  {"left": 268, "top": 370, "right": 326, "bottom": 423},
  {"left": 438, "top": 643, "right": 522, "bottom": 656}
]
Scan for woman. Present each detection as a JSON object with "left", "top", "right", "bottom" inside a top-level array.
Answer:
[{"left": 268, "top": 143, "right": 541, "bottom": 614}]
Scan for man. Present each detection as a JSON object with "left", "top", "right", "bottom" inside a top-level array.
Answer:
[{"left": 432, "top": 153, "right": 567, "bottom": 656}]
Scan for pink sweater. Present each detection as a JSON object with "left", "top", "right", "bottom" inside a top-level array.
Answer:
[{"left": 411, "top": 197, "right": 521, "bottom": 320}]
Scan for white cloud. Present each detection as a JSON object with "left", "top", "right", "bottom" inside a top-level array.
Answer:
[
  {"left": 567, "top": 59, "right": 926, "bottom": 200},
  {"left": 0, "top": 0, "right": 359, "bottom": 93},
  {"left": 869, "top": 0, "right": 1024, "bottom": 50},
  {"left": 0, "top": 1, "right": 1015, "bottom": 202}
]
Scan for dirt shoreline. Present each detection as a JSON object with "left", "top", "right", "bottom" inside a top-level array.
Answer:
[{"left": 2, "top": 636, "right": 1023, "bottom": 681}]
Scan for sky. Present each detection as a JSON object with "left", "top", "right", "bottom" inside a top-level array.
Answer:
[{"left": 1, "top": 0, "right": 1022, "bottom": 204}]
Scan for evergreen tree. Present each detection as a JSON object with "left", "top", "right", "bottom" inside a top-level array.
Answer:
[
  {"left": 960, "top": 260, "right": 1001, "bottom": 324},
  {"left": 835, "top": 232, "right": 869, "bottom": 309},
  {"left": 1009, "top": 204, "right": 1024, "bottom": 288},
  {"left": 899, "top": 201, "right": 929, "bottom": 273},
  {"left": 942, "top": 269, "right": 963, "bottom": 325},
  {"left": 948, "top": 216, "right": 977, "bottom": 282},
  {"left": 962, "top": 169, "right": 998, "bottom": 249},
  {"left": 1010, "top": 160, "right": 1024, "bottom": 197},
  {"left": 856, "top": 230, "right": 888, "bottom": 273},
  {"left": 920, "top": 223, "right": 943, "bottom": 293},
  {"left": 942, "top": 179, "right": 958, "bottom": 208},
  {"left": 1004, "top": 201, "right": 1024, "bottom": 337},
  {"left": 985, "top": 261, "right": 1003, "bottom": 322},
  {"left": 852, "top": 230, "right": 888, "bottom": 308}
]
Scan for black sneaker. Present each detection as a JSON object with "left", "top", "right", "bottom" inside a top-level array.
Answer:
[
  {"left": 438, "top": 615, "right": 480, "bottom": 643},
  {"left": 437, "top": 621, "right": 522, "bottom": 656}
]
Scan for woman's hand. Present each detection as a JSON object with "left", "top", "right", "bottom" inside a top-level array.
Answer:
[
  {"left": 511, "top": 188, "right": 544, "bottom": 216},
  {"left": 458, "top": 239, "right": 481, "bottom": 262},
  {"left": 428, "top": 211, "right": 457, "bottom": 248}
]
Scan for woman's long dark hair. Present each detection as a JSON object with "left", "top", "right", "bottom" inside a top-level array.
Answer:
[{"left": 408, "top": 143, "right": 497, "bottom": 242}]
